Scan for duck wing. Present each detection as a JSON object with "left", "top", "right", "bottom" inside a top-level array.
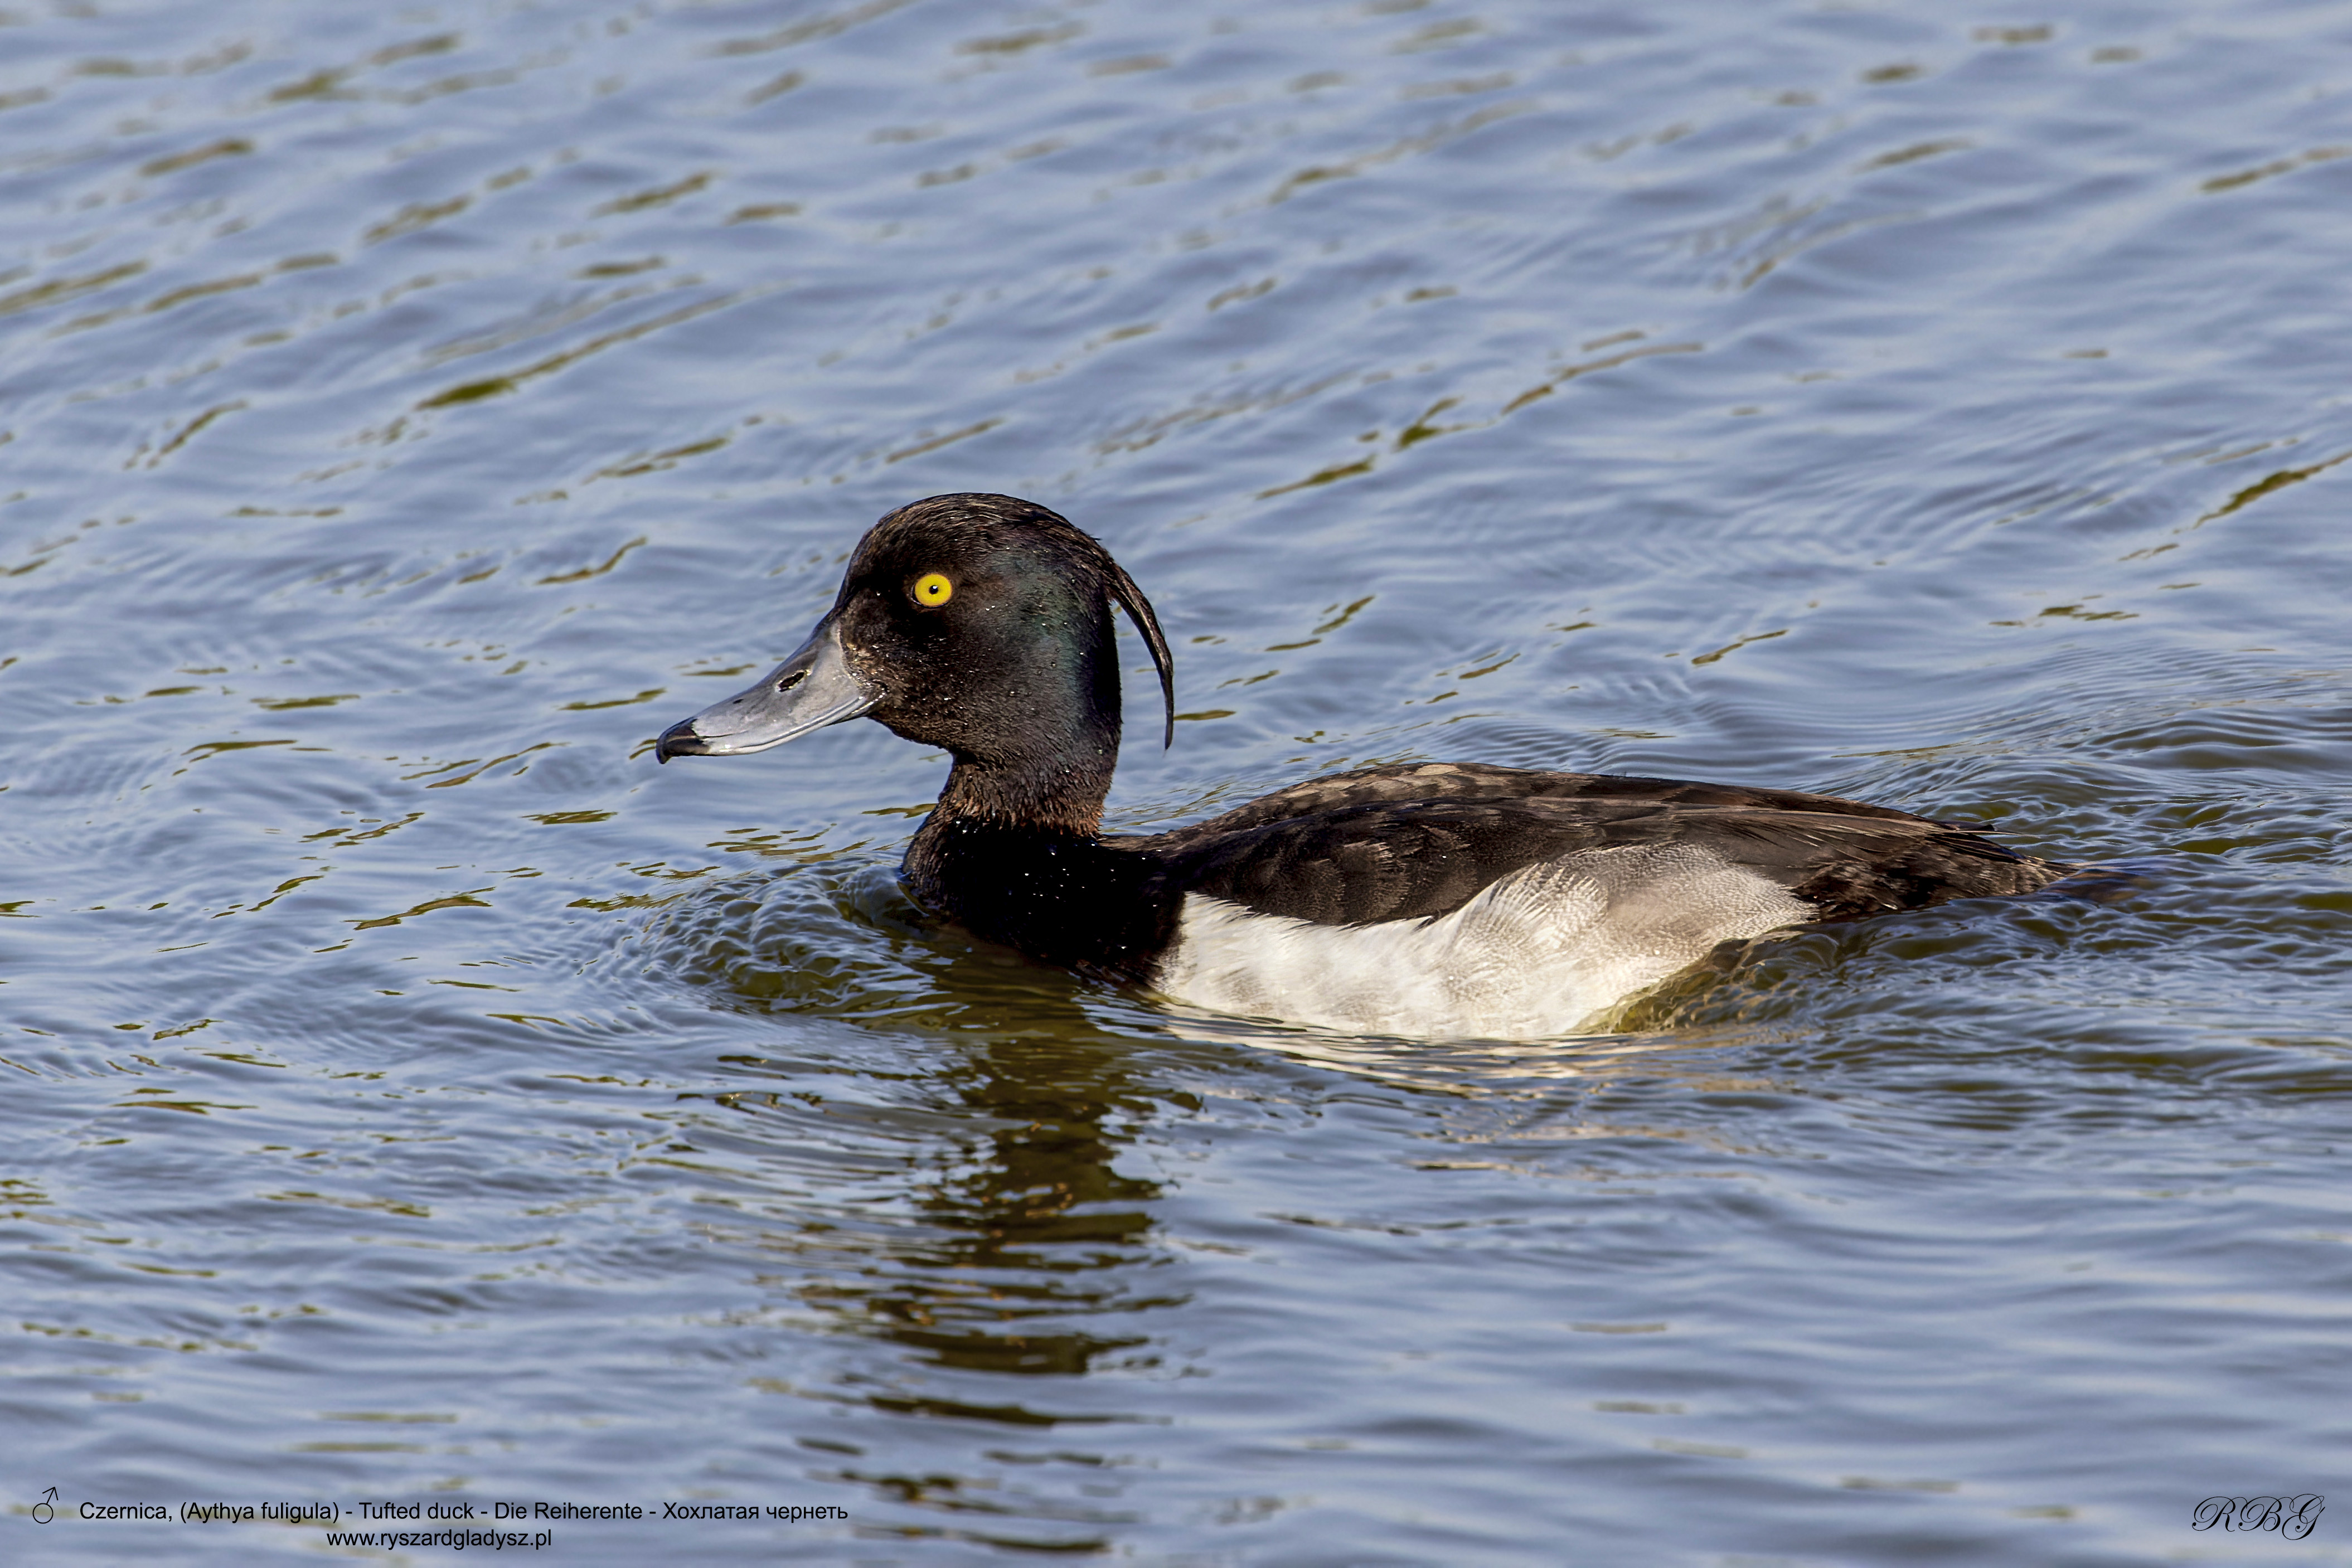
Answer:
[
  {"left": 1143, "top": 760, "right": 1967, "bottom": 847},
  {"left": 1140, "top": 786, "right": 2061, "bottom": 929}
]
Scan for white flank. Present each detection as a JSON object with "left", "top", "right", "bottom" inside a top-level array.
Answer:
[{"left": 1151, "top": 842, "right": 1815, "bottom": 1040}]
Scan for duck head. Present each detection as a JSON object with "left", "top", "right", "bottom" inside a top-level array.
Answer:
[{"left": 654, "top": 493, "right": 1173, "bottom": 831}]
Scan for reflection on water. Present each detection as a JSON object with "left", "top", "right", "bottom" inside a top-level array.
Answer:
[
  {"left": 6, "top": 0, "right": 2352, "bottom": 1561},
  {"left": 812, "top": 1038, "right": 1176, "bottom": 1390}
]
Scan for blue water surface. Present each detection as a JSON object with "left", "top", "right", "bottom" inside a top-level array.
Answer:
[{"left": 4, "top": 1, "right": 2352, "bottom": 1562}]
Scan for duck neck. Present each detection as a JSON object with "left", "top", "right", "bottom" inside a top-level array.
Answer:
[
  {"left": 901, "top": 755, "right": 1172, "bottom": 978},
  {"left": 931, "top": 749, "right": 1114, "bottom": 841},
  {"left": 903, "top": 746, "right": 1114, "bottom": 915}
]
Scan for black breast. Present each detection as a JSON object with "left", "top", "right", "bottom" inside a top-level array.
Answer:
[{"left": 905, "top": 812, "right": 1179, "bottom": 979}]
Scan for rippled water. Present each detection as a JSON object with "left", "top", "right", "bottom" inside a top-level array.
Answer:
[{"left": 6, "top": 0, "right": 2352, "bottom": 1562}]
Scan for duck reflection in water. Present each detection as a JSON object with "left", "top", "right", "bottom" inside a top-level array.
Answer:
[
  {"left": 657, "top": 493, "right": 2072, "bottom": 1040},
  {"left": 860, "top": 1037, "right": 1168, "bottom": 1388}
]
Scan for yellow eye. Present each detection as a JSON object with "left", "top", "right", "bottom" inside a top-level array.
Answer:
[{"left": 912, "top": 571, "right": 953, "bottom": 607}]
